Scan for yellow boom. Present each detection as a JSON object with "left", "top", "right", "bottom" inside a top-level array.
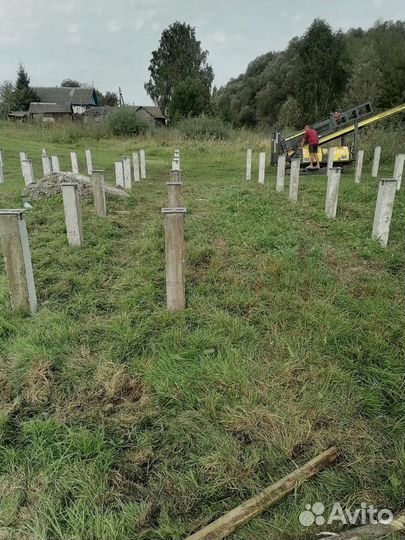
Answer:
[{"left": 285, "top": 103, "right": 405, "bottom": 145}]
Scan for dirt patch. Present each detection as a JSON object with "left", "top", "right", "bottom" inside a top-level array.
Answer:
[
  {"left": 23, "top": 172, "right": 130, "bottom": 201},
  {"left": 325, "top": 246, "right": 383, "bottom": 284},
  {"left": 221, "top": 406, "right": 285, "bottom": 443},
  {"left": 97, "top": 363, "right": 145, "bottom": 405},
  {"left": 25, "top": 360, "right": 54, "bottom": 406}
]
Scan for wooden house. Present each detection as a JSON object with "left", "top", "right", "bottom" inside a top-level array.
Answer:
[{"left": 135, "top": 106, "right": 167, "bottom": 126}]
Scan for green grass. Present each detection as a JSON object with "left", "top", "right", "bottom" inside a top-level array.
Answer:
[{"left": 0, "top": 121, "right": 404, "bottom": 540}]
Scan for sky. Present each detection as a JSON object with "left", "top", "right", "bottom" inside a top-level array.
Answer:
[{"left": 0, "top": 0, "right": 403, "bottom": 105}]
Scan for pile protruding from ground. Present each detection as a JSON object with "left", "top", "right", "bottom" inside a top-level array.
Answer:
[{"left": 23, "top": 172, "right": 129, "bottom": 201}]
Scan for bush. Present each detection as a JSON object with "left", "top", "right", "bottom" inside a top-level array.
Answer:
[
  {"left": 361, "top": 126, "right": 405, "bottom": 165},
  {"left": 107, "top": 106, "right": 149, "bottom": 137},
  {"left": 277, "top": 96, "right": 302, "bottom": 129},
  {"left": 176, "top": 115, "right": 231, "bottom": 140}
]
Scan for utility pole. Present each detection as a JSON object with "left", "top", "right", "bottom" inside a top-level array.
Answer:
[{"left": 118, "top": 87, "right": 125, "bottom": 106}]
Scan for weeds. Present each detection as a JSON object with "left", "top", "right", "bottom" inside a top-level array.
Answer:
[
  {"left": 175, "top": 115, "right": 232, "bottom": 140},
  {"left": 0, "top": 123, "right": 404, "bottom": 539}
]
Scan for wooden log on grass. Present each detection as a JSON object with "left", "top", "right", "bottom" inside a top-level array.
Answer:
[{"left": 185, "top": 446, "right": 339, "bottom": 540}]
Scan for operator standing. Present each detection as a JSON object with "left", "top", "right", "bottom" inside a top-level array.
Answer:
[{"left": 301, "top": 125, "right": 320, "bottom": 169}]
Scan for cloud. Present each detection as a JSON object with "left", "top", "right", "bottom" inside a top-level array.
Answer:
[
  {"left": 134, "top": 17, "right": 145, "bottom": 30},
  {"left": 0, "top": 31, "right": 21, "bottom": 46},
  {"left": 373, "top": 0, "right": 383, "bottom": 7},
  {"left": 293, "top": 13, "right": 303, "bottom": 25},
  {"left": 65, "top": 22, "right": 81, "bottom": 44},
  {"left": 133, "top": 8, "right": 158, "bottom": 30},
  {"left": 66, "top": 34, "right": 81, "bottom": 45},
  {"left": 107, "top": 19, "right": 122, "bottom": 33},
  {"left": 211, "top": 29, "right": 227, "bottom": 45},
  {"left": 66, "top": 23, "right": 79, "bottom": 34}
]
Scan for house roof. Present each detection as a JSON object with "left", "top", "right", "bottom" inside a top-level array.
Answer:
[
  {"left": 83, "top": 105, "right": 111, "bottom": 116},
  {"left": 136, "top": 105, "right": 166, "bottom": 119},
  {"left": 29, "top": 102, "right": 72, "bottom": 114},
  {"left": 8, "top": 111, "right": 28, "bottom": 117},
  {"left": 32, "top": 87, "right": 97, "bottom": 106}
]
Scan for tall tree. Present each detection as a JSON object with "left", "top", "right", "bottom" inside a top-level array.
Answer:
[
  {"left": 145, "top": 21, "right": 213, "bottom": 115},
  {"left": 254, "top": 43, "right": 300, "bottom": 127},
  {"left": 94, "top": 89, "right": 118, "bottom": 106},
  {"left": 13, "top": 64, "right": 38, "bottom": 111},
  {"left": 363, "top": 21, "right": 405, "bottom": 107},
  {"left": 296, "top": 19, "right": 349, "bottom": 122},
  {"left": 341, "top": 45, "right": 383, "bottom": 108},
  {"left": 168, "top": 76, "right": 211, "bottom": 121},
  {"left": 277, "top": 96, "right": 302, "bottom": 128},
  {"left": 0, "top": 81, "right": 15, "bottom": 118},
  {"left": 60, "top": 79, "right": 81, "bottom": 87}
]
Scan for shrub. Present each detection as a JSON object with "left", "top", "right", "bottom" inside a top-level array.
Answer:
[
  {"left": 277, "top": 96, "right": 302, "bottom": 129},
  {"left": 176, "top": 115, "right": 231, "bottom": 140},
  {"left": 107, "top": 106, "right": 149, "bottom": 137},
  {"left": 361, "top": 126, "right": 405, "bottom": 164}
]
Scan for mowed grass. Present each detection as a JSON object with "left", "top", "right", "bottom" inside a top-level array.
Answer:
[{"left": 0, "top": 122, "right": 404, "bottom": 540}]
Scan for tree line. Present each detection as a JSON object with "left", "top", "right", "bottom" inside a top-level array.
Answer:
[
  {"left": 1, "top": 18, "right": 404, "bottom": 128},
  {"left": 143, "top": 18, "right": 404, "bottom": 128},
  {"left": 211, "top": 19, "right": 405, "bottom": 128}
]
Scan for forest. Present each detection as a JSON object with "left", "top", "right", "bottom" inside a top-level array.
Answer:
[{"left": 211, "top": 19, "right": 405, "bottom": 128}]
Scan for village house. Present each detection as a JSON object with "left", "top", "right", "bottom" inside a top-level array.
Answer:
[
  {"left": 82, "top": 105, "right": 112, "bottom": 123},
  {"left": 28, "top": 102, "right": 73, "bottom": 122},
  {"left": 9, "top": 86, "right": 99, "bottom": 122},
  {"left": 135, "top": 105, "right": 167, "bottom": 126},
  {"left": 8, "top": 88, "right": 168, "bottom": 125},
  {"left": 32, "top": 87, "right": 99, "bottom": 114}
]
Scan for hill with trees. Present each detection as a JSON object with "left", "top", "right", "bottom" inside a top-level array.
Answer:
[{"left": 212, "top": 19, "right": 405, "bottom": 129}]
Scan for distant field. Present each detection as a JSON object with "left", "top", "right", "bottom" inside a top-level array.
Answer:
[{"left": 0, "top": 122, "right": 404, "bottom": 540}]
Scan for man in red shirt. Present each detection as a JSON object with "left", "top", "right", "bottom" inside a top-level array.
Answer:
[{"left": 301, "top": 124, "right": 320, "bottom": 169}]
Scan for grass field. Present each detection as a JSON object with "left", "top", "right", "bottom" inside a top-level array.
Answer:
[{"left": 0, "top": 122, "right": 404, "bottom": 540}]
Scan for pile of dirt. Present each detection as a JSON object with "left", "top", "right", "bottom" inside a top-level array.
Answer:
[{"left": 23, "top": 172, "right": 129, "bottom": 201}]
